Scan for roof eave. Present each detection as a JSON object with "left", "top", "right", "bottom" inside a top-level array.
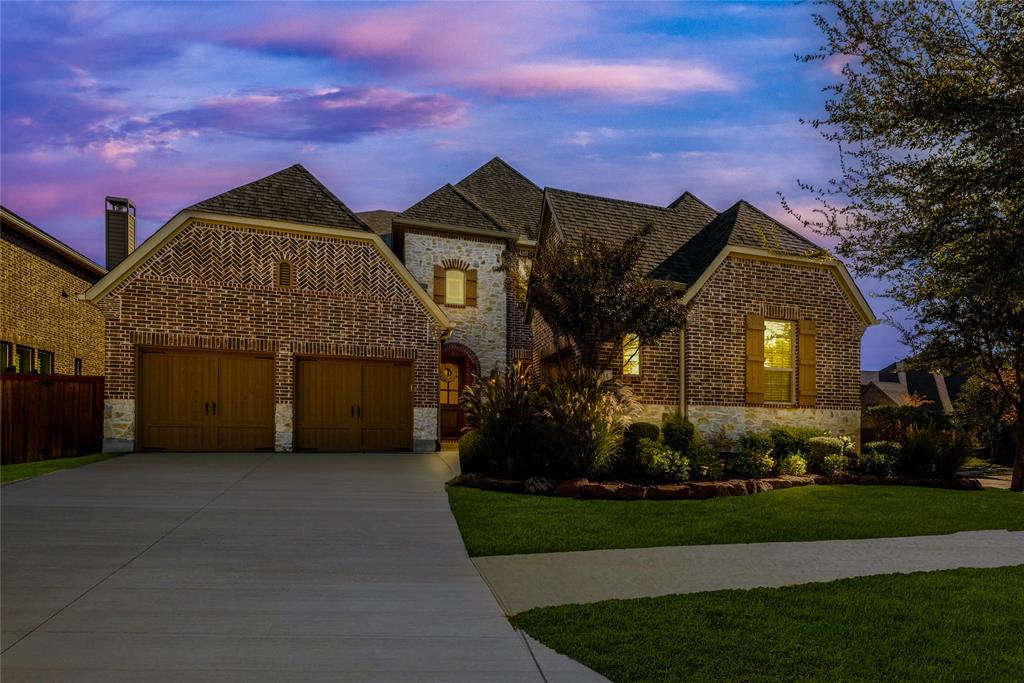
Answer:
[{"left": 1, "top": 207, "right": 107, "bottom": 277}]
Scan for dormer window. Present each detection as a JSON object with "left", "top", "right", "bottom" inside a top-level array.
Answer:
[
  {"left": 276, "top": 261, "right": 295, "bottom": 289},
  {"left": 445, "top": 269, "right": 465, "bottom": 306}
]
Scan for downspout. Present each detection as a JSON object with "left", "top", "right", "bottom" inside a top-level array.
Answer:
[{"left": 679, "top": 326, "right": 687, "bottom": 420}]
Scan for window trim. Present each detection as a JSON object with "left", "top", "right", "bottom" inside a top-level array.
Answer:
[
  {"left": 444, "top": 268, "right": 466, "bottom": 306},
  {"left": 15, "top": 345, "right": 35, "bottom": 374},
  {"left": 38, "top": 350, "right": 54, "bottom": 375},
  {"left": 622, "top": 333, "right": 641, "bottom": 376},
  {"left": 763, "top": 319, "right": 795, "bottom": 404}
]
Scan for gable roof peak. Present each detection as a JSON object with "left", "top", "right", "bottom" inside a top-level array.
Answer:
[
  {"left": 188, "top": 163, "right": 371, "bottom": 233},
  {"left": 667, "top": 190, "right": 716, "bottom": 214}
]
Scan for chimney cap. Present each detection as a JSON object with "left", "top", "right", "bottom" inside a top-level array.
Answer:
[{"left": 105, "top": 196, "right": 135, "bottom": 212}]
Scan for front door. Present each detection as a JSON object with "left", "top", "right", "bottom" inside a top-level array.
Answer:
[{"left": 439, "top": 359, "right": 464, "bottom": 440}]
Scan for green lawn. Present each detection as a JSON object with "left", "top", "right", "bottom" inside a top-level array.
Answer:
[
  {"left": 512, "top": 565, "right": 1024, "bottom": 682},
  {"left": 448, "top": 485, "right": 1023, "bottom": 556},
  {"left": 1, "top": 453, "right": 120, "bottom": 483}
]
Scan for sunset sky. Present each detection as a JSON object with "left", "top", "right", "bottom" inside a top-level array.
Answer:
[{"left": 0, "top": 1, "right": 907, "bottom": 367}]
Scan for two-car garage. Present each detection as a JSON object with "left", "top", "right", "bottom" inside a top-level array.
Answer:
[{"left": 137, "top": 349, "right": 413, "bottom": 452}]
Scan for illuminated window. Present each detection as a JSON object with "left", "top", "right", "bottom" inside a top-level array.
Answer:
[
  {"left": 445, "top": 269, "right": 466, "bottom": 305},
  {"left": 622, "top": 334, "right": 640, "bottom": 376},
  {"left": 764, "top": 320, "right": 794, "bottom": 402},
  {"left": 439, "top": 362, "right": 461, "bottom": 405}
]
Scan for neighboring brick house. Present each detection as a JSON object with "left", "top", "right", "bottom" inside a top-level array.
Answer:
[
  {"left": 531, "top": 189, "right": 876, "bottom": 445},
  {"left": 83, "top": 165, "right": 451, "bottom": 454},
  {"left": 1, "top": 206, "right": 106, "bottom": 376},
  {"left": 385, "top": 157, "right": 541, "bottom": 439}
]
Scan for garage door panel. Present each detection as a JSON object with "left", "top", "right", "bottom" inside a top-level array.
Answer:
[
  {"left": 138, "top": 350, "right": 273, "bottom": 452},
  {"left": 296, "top": 358, "right": 413, "bottom": 452}
]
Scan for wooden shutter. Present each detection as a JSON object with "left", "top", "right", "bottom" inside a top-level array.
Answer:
[
  {"left": 465, "top": 269, "right": 478, "bottom": 306},
  {"left": 798, "top": 319, "right": 817, "bottom": 406},
  {"left": 433, "top": 265, "right": 446, "bottom": 304},
  {"left": 745, "top": 313, "right": 765, "bottom": 404}
]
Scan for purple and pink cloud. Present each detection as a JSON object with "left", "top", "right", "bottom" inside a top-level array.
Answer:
[{"left": 0, "top": 1, "right": 906, "bottom": 367}]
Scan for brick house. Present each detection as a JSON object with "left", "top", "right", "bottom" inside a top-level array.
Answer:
[
  {"left": 83, "top": 165, "right": 450, "bottom": 453},
  {"left": 1, "top": 206, "right": 106, "bottom": 376},
  {"left": 531, "top": 189, "right": 877, "bottom": 445}
]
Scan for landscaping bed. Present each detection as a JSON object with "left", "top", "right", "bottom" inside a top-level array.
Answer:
[{"left": 447, "top": 471, "right": 984, "bottom": 500}]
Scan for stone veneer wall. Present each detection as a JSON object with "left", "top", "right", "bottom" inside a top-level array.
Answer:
[
  {"left": 0, "top": 238, "right": 105, "bottom": 375},
  {"left": 98, "top": 219, "right": 444, "bottom": 452},
  {"left": 688, "top": 406, "right": 862, "bottom": 449},
  {"left": 402, "top": 230, "right": 508, "bottom": 375}
]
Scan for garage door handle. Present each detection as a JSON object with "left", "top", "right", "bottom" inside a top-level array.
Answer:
[{"left": 204, "top": 401, "right": 209, "bottom": 415}]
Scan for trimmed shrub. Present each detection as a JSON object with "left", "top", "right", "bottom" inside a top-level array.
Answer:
[
  {"left": 866, "top": 404, "right": 952, "bottom": 441},
  {"left": 823, "top": 453, "right": 849, "bottom": 477},
  {"left": 637, "top": 437, "right": 690, "bottom": 483},
  {"left": 458, "top": 430, "right": 487, "bottom": 474},
  {"left": 768, "top": 426, "right": 827, "bottom": 460},
  {"left": 662, "top": 414, "right": 696, "bottom": 455},
  {"left": 807, "top": 436, "right": 845, "bottom": 471},
  {"left": 857, "top": 448, "right": 894, "bottom": 477},
  {"left": 732, "top": 450, "right": 774, "bottom": 478},
  {"left": 863, "top": 440, "right": 903, "bottom": 460},
  {"left": 739, "top": 431, "right": 774, "bottom": 457},
  {"left": 688, "top": 437, "right": 726, "bottom": 481},
  {"left": 618, "top": 421, "right": 661, "bottom": 480},
  {"left": 777, "top": 453, "right": 808, "bottom": 476}
]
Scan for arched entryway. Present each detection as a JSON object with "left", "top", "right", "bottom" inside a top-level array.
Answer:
[{"left": 439, "top": 343, "right": 481, "bottom": 441}]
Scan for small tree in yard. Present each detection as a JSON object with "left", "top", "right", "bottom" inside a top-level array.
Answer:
[
  {"left": 791, "top": 1, "right": 1024, "bottom": 490},
  {"left": 503, "top": 223, "right": 688, "bottom": 373}
]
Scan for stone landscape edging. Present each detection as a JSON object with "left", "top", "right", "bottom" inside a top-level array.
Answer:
[{"left": 446, "top": 472, "right": 985, "bottom": 500}]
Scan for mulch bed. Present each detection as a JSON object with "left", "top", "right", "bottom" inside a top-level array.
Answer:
[{"left": 446, "top": 472, "right": 985, "bottom": 500}]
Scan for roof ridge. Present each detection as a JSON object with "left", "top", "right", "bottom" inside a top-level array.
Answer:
[
  {"left": 545, "top": 187, "right": 680, "bottom": 213},
  {"left": 446, "top": 183, "right": 509, "bottom": 232},
  {"left": 290, "top": 164, "right": 373, "bottom": 233},
  {"left": 487, "top": 156, "right": 542, "bottom": 190},
  {"left": 669, "top": 190, "right": 717, "bottom": 213}
]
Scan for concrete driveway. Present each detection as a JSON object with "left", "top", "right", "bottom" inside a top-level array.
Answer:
[{"left": 1, "top": 453, "right": 603, "bottom": 682}]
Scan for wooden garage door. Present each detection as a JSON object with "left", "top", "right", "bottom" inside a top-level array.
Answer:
[
  {"left": 295, "top": 358, "right": 412, "bottom": 452},
  {"left": 138, "top": 350, "right": 274, "bottom": 452}
]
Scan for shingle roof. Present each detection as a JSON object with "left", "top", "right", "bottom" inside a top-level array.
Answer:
[
  {"left": 398, "top": 183, "right": 505, "bottom": 233},
  {"left": 705, "top": 200, "right": 823, "bottom": 256},
  {"left": 356, "top": 210, "right": 397, "bottom": 238},
  {"left": 189, "top": 164, "right": 370, "bottom": 232},
  {"left": 544, "top": 188, "right": 719, "bottom": 283},
  {"left": 454, "top": 157, "right": 543, "bottom": 238}
]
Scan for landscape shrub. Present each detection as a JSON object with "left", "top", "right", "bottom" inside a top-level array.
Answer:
[
  {"left": 618, "top": 421, "right": 661, "bottom": 478},
  {"left": 857, "top": 448, "right": 894, "bottom": 477},
  {"left": 932, "top": 429, "right": 976, "bottom": 480},
  {"left": 539, "top": 369, "right": 635, "bottom": 480},
  {"left": 458, "top": 430, "right": 487, "bottom": 474},
  {"left": 460, "top": 365, "right": 544, "bottom": 478},
  {"left": 898, "top": 425, "right": 945, "bottom": 478},
  {"left": 768, "top": 426, "right": 827, "bottom": 460},
  {"left": 637, "top": 437, "right": 690, "bottom": 483},
  {"left": 806, "top": 436, "right": 845, "bottom": 471},
  {"left": 777, "top": 453, "right": 808, "bottom": 476},
  {"left": 662, "top": 414, "right": 696, "bottom": 455},
  {"left": 738, "top": 431, "right": 773, "bottom": 458},
  {"left": 866, "top": 404, "right": 951, "bottom": 441},
  {"left": 688, "top": 437, "right": 726, "bottom": 481},
  {"left": 862, "top": 440, "right": 903, "bottom": 461},
  {"left": 732, "top": 431, "right": 774, "bottom": 478},
  {"left": 823, "top": 453, "right": 849, "bottom": 477}
]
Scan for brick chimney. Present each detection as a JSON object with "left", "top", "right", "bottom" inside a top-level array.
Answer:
[{"left": 105, "top": 197, "right": 136, "bottom": 270}]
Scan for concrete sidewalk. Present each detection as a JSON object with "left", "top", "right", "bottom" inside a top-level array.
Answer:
[
  {"left": 2, "top": 452, "right": 606, "bottom": 682},
  {"left": 473, "top": 529, "right": 1024, "bottom": 614}
]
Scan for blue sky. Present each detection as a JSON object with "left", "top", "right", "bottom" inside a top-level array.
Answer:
[{"left": 0, "top": 1, "right": 907, "bottom": 368}]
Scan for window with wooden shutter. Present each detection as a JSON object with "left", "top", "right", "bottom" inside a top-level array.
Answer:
[
  {"left": 433, "top": 265, "right": 446, "bottom": 304},
  {"left": 798, "top": 319, "right": 817, "bottom": 406},
  {"left": 763, "top": 320, "right": 794, "bottom": 403},
  {"left": 445, "top": 269, "right": 466, "bottom": 305},
  {"left": 465, "top": 269, "right": 478, "bottom": 306},
  {"left": 745, "top": 313, "right": 765, "bottom": 403}
]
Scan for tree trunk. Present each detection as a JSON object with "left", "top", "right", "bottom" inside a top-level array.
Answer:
[{"left": 1012, "top": 415, "right": 1024, "bottom": 492}]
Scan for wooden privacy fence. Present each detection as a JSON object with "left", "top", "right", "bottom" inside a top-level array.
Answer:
[{"left": 1, "top": 374, "right": 104, "bottom": 464}]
